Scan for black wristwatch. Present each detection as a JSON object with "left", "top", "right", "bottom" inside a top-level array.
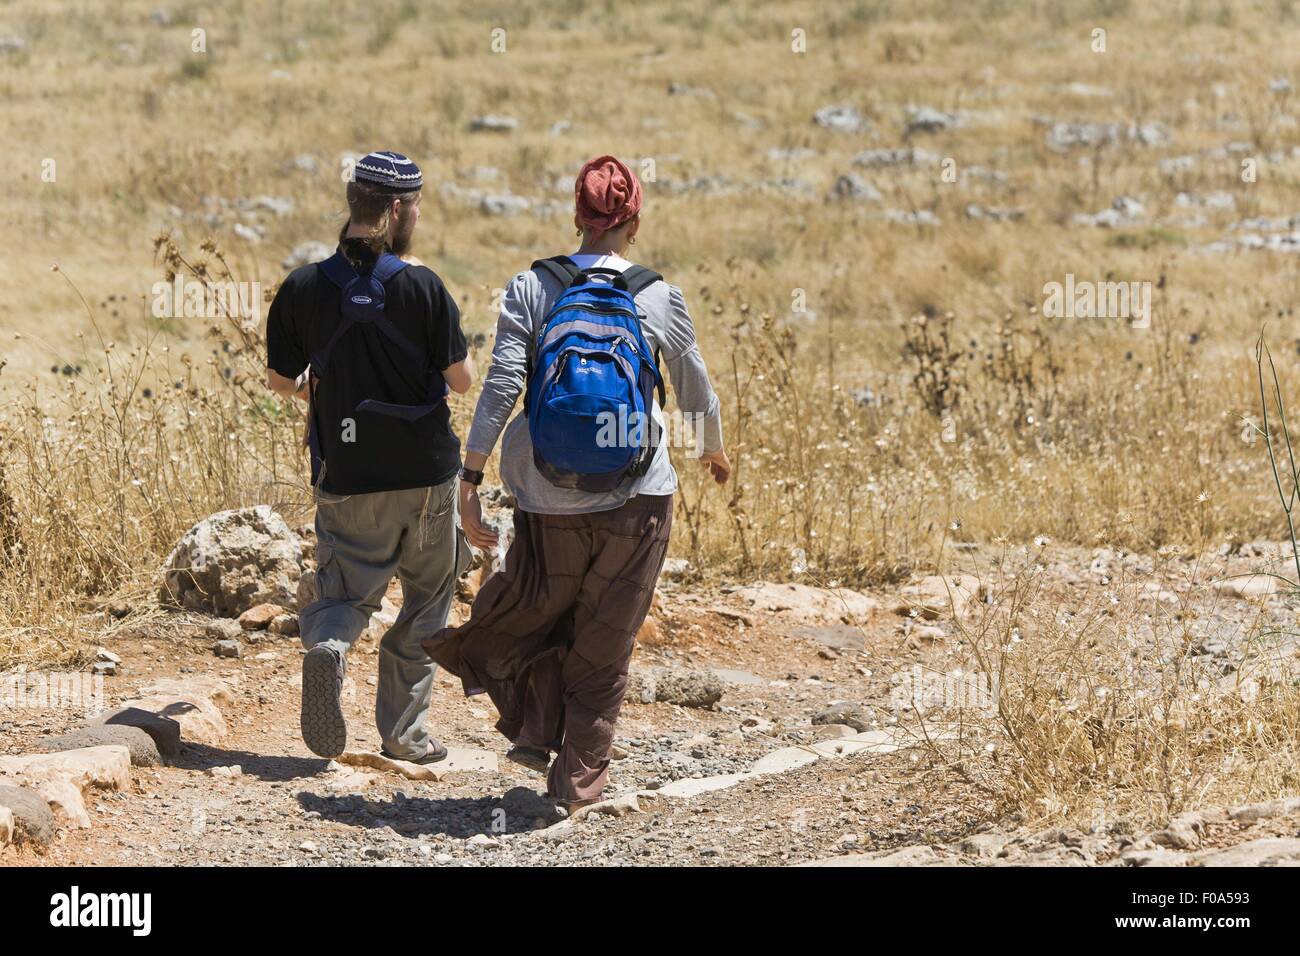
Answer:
[{"left": 459, "top": 467, "right": 484, "bottom": 486}]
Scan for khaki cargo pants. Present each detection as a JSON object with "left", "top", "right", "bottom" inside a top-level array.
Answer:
[{"left": 299, "top": 476, "right": 470, "bottom": 760}]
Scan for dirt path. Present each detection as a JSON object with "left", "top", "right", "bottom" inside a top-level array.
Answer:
[
  {"left": 5, "top": 547, "right": 1300, "bottom": 866},
  {"left": 1, "top": 577, "right": 998, "bottom": 865}
]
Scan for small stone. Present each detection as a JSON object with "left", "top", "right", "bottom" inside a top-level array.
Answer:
[
  {"left": 469, "top": 115, "right": 518, "bottom": 133},
  {"left": 660, "top": 558, "right": 691, "bottom": 580},
  {"left": 206, "top": 764, "right": 242, "bottom": 779},
  {"left": 813, "top": 104, "right": 869, "bottom": 133},
  {"left": 214, "top": 639, "right": 242, "bottom": 659},
  {"left": 205, "top": 618, "right": 244, "bottom": 642},
  {"left": 812, "top": 706, "right": 870, "bottom": 733},
  {"left": 269, "top": 613, "right": 299, "bottom": 636},
  {"left": 905, "top": 105, "right": 958, "bottom": 134},
  {"left": 239, "top": 603, "right": 286, "bottom": 630},
  {"left": 573, "top": 793, "right": 643, "bottom": 820}
]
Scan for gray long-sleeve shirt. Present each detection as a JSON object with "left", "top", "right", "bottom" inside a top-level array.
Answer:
[{"left": 466, "top": 254, "right": 724, "bottom": 514}]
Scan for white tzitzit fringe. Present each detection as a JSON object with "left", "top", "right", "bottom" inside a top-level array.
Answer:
[{"left": 489, "top": 515, "right": 515, "bottom": 574}]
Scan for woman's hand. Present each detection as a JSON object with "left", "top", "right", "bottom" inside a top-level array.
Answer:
[
  {"left": 460, "top": 480, "right": 500, "bottom": 550},
  {"left": 701, "top": 448, "right": 732, "bottom": 485}
]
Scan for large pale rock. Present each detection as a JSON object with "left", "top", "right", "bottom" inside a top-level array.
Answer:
[
  {"left": 0, "top": 784, "right": 56, "bottom": 846},
  {"left": 34, "top": 778, "right": 90, "bottom": 829},
  {"left": 1215, "top": 575, "right": 1280, "bottom": 600},
  {"left": 732, "top": 582, "right": 879, "bottom": 623},
  {"left": 110, "top": 677, "right": 234, "bottom": 746},
  {"left": 1191, "top": 837, "right": 1300, "bottom": 866},
  {"left": 111, "top": 695, "right": 226, "bottom": 745},
  {"left": 0, "top": 745, "right": 131, "bottom": 795},
  {"left": 1229, "top": 796, "right": 1300, "bottom": 823},
  {"left": 160, "top": 505, "right": 303, "bottom": 615},
  {"left": 749, "top": 747, "right": 821, "bottom": 774},
  {"left": 792, "top": 624, "right": 865, "bottom": 652},
  {"left": 893, "top": 574, "right": 982, "bottom": 620},
  {"left": 337, "top": 747, "right": 498, "bottom": 781},
  {"left": 140, "top": 675, "right": 236, "bottom": 705},
  {"left": 657, "top": 728, "right": 902, "bottom": 799},
  {"left": 0, "top": 804, "right": 12, "bottom": 847},
  {"left": 567, "top": 792, "right": 645, "bottom": 822}
]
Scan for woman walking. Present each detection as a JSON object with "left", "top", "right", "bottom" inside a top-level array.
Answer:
[{"left": 422, "top": 155, "right": 730, "bottom": 811}]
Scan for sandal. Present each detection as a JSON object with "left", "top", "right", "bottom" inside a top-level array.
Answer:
[
  {"left": 381, "top": 740, "right": 448, "bottom": 765},
  {"left": 506, "top": 744, "right": 551, "bottom": 773}
]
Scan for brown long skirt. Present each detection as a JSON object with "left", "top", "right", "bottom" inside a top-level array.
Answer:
[{"left": 422, "top": 494, "right": 672, "bottom": 803}]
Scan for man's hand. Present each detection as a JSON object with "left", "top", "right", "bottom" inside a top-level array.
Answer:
[
  {"left": 701, "top": 448, "right": 732, "bottom": 485},
  {"left": 460, "top": 480, "right": 500, "bottom": 550},
  {"left": 267, "top": 369, "right": 309, "bottom": 400},
  {"left": 443, "top": 356, "right": 474, "bottom": 394}
]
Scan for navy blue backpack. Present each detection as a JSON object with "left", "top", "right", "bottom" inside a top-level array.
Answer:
[
  {"left": 526, "top": 256, "right": 665, "bottom": 492},
  {"left": 308, "top": 251, "right": 448, "bottom": 490}
]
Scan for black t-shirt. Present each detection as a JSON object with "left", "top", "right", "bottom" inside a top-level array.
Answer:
[{"left": 266, "top": 241, "right": 468, "bottom": 495}]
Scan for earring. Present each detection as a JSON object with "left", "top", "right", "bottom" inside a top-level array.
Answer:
[
  {"left": 629, "top": 237, "right": 637, "bottom": 244},
  {"left": 576, "top": 228, "right": 582, "bottom": 237}
]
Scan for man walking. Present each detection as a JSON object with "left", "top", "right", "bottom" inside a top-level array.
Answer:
[{"left": 266, "top": 150, "right": 473, "bottom": 763}]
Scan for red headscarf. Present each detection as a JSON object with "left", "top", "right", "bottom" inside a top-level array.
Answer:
[{"left": 574, "top": 155, "right": 642, "bottom": 236}]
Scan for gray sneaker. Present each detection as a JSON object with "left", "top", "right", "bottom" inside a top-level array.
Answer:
[{"left": 301, "top": 645, "right": 347, "bottom": 758}]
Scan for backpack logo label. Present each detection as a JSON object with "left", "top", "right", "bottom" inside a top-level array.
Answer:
[{"left": 350, "top": 295, "right": 373, "bottom": 305}]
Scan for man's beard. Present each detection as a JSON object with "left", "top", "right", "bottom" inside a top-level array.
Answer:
[
  {"left": 336, "top": 207, "right": 416, "bottom": 256},
  {"left": 389, "top": 210, "right": 416, "bottom": 256}
]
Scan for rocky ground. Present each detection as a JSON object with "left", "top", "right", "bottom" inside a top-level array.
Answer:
[{"left": 4, "top": 508, "right": 1300, "bottom": 866}]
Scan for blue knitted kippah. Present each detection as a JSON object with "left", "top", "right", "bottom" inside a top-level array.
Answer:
[{"left": 353, "top": 150, "right": 423, "bottom": 192}]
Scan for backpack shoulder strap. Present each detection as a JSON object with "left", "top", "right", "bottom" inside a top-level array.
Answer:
[
  {"left": 371, "top": 252, "right": 409, "bottom": 284},
  {"left": 621, "top": 265, "right": 663, "bottom": 297},
  {"left": 313, "top": 252, "right": 422, "bottom": 375},
  {"left": 619, "top": 266, "right": 666, "bottom": 406},
  {"left": 531, "top": 255, "right": 582, "bottom": 290},
  {"left": 317, "top": 251, "right": 358, "bottom": 289}
]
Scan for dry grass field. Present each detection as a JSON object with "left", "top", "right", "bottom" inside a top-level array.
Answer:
[{"left": 5, "top": 0, "right": 1300, "bottom": 837}]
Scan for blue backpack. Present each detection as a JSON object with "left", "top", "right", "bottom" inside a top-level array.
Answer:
[
  {"left": 307, "top": 251, "right": 448, "bottom": 490},
  {"left": 526, "top": 256, "right": 665, "bottom": 492}
]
